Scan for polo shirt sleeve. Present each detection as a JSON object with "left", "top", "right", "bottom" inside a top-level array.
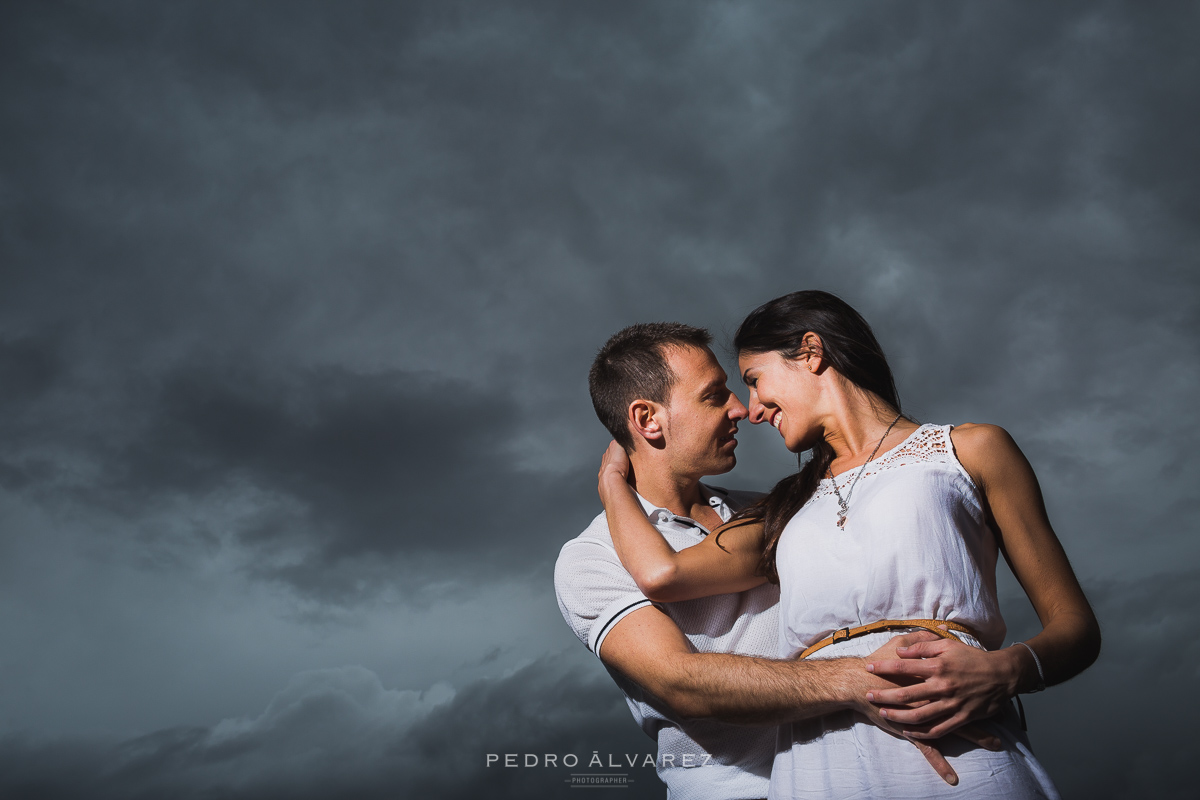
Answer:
[{"left": 554, "top": 539, "right": 652, "bottom": 658}]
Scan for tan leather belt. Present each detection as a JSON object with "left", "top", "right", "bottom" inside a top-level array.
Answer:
[{"left": 798, "top": 619, "right": 979, "bottom": 660}]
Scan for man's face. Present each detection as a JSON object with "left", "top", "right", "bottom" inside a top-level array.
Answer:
[{"left": 659, "top": 345, "right": 749, "bottom": 478}]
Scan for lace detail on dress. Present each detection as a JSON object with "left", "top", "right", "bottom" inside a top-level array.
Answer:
[{"left": 815, "top": 424, "right": 951, "bottom": 499}]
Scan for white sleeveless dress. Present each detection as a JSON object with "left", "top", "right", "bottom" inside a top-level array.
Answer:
[{"left": 768, "top": 424, "right": 1060, "bottom": 800}]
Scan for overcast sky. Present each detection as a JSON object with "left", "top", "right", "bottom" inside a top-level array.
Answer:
[{"left": 1, "top": 2, "right": 1197, "bottom": 798}]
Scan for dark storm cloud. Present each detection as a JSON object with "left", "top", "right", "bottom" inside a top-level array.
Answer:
[
  {"left": 0, "top": 1, "right": 1197, "bottom": 799},
  {"left": 120, "top": 363, "right": 519, "bottom": 546},
  {"left": 3, "top": 0, "right": 1192, "bottom": 415},
  {"left": 0, "top": 653, "right": 666, "bottom": 800},
  {"left": 0, "top": 335, "right": 62, "bottom": 408},
  {"left": 117, "top": 362, "right": 594, "bottom": 588},
  {"left": 0, "top": 569, "right": 1196, "bottom": 800},
  {"left": 1001, "top": 570, "right": 1200, "bottom": 800},
  {"left": 2, "top": 355, "right": 596, "bottom": 600}
]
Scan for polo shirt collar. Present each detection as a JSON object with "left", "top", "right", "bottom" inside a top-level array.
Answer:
[{"left": 634, "top": 482, "right": 734, "bottom": 529}]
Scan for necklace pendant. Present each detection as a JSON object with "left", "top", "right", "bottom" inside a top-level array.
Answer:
[{"left": 836, "top": 511, "right": 847, "bottom": 529}]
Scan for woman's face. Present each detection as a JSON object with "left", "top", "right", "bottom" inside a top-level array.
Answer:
[{"left": 738, "top": 349, "right": 821, "bottom": 453}]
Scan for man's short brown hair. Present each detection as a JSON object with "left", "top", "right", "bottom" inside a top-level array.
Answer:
[{"left": 588, "top": 322, "right": 712, "bottom": 450}]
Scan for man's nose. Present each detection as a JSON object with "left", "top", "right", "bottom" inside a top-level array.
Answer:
[{"left": 728, "top": 394, "right": 749, "bottom": 421}]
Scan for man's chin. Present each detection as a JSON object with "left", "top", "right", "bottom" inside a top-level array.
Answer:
[{"left": 707, "top": 454, "right": 737, "bottom": 475}]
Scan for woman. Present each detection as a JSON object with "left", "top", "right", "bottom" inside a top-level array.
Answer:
[{"left": 598, "top": 290, "right": 1100, "bottom": 799}]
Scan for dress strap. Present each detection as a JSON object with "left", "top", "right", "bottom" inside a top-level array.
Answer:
[{"left": 798, "top": 618, "right": 979, "bottom": 659}]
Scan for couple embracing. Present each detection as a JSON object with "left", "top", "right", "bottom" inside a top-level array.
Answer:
[{"left": 554, "top": 290, "right": 1100, "bottom": 799}]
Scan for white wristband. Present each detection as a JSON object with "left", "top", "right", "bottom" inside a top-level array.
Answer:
[{"left": 1014, "top": 641, "right": 1046, "bottom": 693}]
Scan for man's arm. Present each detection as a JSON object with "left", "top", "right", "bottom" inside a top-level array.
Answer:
[
  {"left": 599, "top": 604, "right": 976, "bottom": 786},
  {"left": 600, "top": 604, "right": 863, "bottom": 723},
  {"left": 600, "top": 603, "right": 910, "bottom": 725}
]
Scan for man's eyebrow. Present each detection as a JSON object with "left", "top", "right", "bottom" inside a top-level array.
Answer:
[{"left": 699, "top": 378, "right": 725, "bottom": 394}]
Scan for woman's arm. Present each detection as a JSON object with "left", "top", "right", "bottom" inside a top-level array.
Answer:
[
  {"left": 864, "top": 424, "right": 1101, "bottom": 737},
  {"left": 598, "top": 442, "right": 766, "bottom": 603},
  {"left": 958, "top": 424, "right": 1102, "bottom": 684}
]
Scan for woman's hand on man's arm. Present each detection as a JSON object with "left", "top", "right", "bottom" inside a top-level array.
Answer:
[{"left": 861, "top": 636, "right": 1021, "bottom": 738}]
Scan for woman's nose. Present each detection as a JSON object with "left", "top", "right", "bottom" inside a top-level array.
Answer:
[{"left": 747, "top": 397, "right": 769, "bottom": 424}]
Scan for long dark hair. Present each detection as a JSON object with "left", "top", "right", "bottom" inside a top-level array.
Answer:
[{"left": 728, "top": 290, "right": 904, "bottom": 584}]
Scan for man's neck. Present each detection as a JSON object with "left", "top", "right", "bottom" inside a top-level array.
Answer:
[{"left": 626, "top": 451, "right": 706, "bottom": 519}]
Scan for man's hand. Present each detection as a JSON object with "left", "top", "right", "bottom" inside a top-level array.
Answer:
[{"left": 864, "top": 635, "right": 1021, "bottom": 739}]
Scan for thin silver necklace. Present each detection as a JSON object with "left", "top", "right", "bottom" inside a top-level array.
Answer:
[{"left": 828, "top": 413, "right": 903, "bottom": 529}]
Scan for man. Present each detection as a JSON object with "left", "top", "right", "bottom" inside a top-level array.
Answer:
[{"left": 554, "top": 323, "right": 988, "bottom": 799}]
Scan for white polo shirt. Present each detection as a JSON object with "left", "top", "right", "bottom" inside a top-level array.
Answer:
[{"left": 554, "top": 484, "right": 780, "bottom": 800}]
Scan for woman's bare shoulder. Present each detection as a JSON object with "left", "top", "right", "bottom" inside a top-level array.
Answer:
[
  {"left": 949, "top": 423, "right": 1028, "bottom": 484},
  {"left": 950, "top": 422, "right": 1016, "bottom": 450}
]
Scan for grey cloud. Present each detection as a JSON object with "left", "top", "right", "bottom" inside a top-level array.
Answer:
[
  {"left": 1001, "top": 570, "right": 1200, "bottom": 800},
  {"left": 0, "top": 1, "right": 1196, "bottom": 798},
  {"left": 0, "top": 335, "right": 62, "bottom": 408},
  {"left": 119, "top": 363, "right": 521, "bottom": 542},
  {"left": 19, "top": 359, "right": 597, "bottom": 600},
  {"left": 0, "top": 654, "right": 666, "bottom": 800},
  {"left": 0, "top": 569, "right": 1196, "bottom": 800}
]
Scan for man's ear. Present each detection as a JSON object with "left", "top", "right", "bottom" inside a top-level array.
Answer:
[
  {"left": 628, "top": 398, "right": 665, "bottom": 443},
  {"left": 798, "top": 332, "right": 825, "bottom": 374}
]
